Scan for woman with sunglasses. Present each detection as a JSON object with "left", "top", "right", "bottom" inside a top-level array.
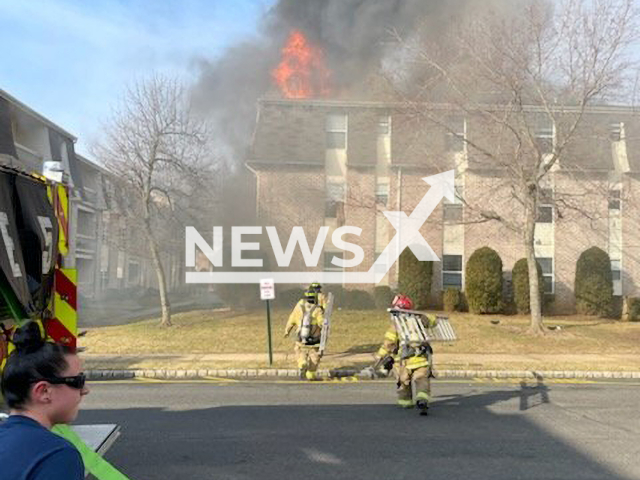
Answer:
[{"left": 0, "top": 321, "right": 89, "bottom": 479}]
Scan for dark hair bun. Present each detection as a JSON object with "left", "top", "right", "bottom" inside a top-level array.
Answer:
[{"left": 12, "top": 321, "right": 45, "bottom": 354}]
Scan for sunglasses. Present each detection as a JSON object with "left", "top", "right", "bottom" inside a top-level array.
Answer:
[{"left": 39, "top": 373, "right": 87, "bottom": 390}]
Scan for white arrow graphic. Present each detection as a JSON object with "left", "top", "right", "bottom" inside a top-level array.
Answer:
[{"left": 368, "top": 169, "right": 455, "bottom": 282}]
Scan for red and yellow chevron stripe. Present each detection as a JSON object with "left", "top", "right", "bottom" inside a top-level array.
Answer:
[
  {"left": 47, "top": 183, "right": 69, "bottom": 257},
  {"left": 46, "top": 268, "right": 78, "bottom": 350}
]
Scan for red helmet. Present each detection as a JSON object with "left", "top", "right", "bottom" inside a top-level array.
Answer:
[{"left": 391, "top": 294, "right": 414, "bottom": 310}]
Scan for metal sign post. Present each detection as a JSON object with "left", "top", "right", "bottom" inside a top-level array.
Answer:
[{"left": 260, "top": 279, "right": 275, "bottom": 366}]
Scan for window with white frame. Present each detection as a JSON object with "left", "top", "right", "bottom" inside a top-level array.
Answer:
[
  {"left": 375, "top": 183, "right": 389, "bottom": 207},
  {"left": 611, "top": 259, "right": 622, "bottom": 296},
  {"left": 610, "top": 122, "right": 624, "bottom": 141},
  {"left": 446, "top": 116, "right": 466, "bottom": 152},
  {"left": 326, "top": 180, "right": 345, "bottom": 219},
  {"left": 536, "top": 188, "right": 553, "bottom": 223},
  {"left": 443, "top": 185, "right": 464, "bottom": 223},
  {"left": 442, "top": 254, "right": 463, "bottom": 290},
  {"left": 534, "top": 118, "right": 555, "bottom": 155},
  {"left": 325, "top": 114, "right": 347, "bottom": 149},
  {"left": 378, "top": 116, "right": 390, "bottom": 136},
  {"left": 609, "top": 189, "right": 621, "bottom": 211},
  {"left": 536, "top": 257, "right": 554, "bottom": 294}
]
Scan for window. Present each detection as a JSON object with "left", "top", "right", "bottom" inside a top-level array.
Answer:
[
  {"left": 442, "top": 254, "right": 463, "bottom": 290},
  {"left": 536, "top": 188, "right": 553, "bottom": 223},
  {"left": 610, "top": 122, "right": 623, "bottom": 141},
  {"left": 534, "top": 118, "right": 555, "bottom": 155},
  {"left": 609, "top": 190, "right": 621, "bottom": 211},
  {"left": 375, "top": 183, "right": 389, "bottom": 207},
  {"left": 326, "top": 114, "right": 347, "bottom": 149},
  {"left": 443, "top": 185, "right": 464, "bottom": 223},
  {"left": 128, "top": 261, "right": 140, "bottom": 284},
  {"left": 446, "top": 117, "right": 465, "bottom": 152},
  {"left": 536, "top": 257, "right": 554, "bottom": 294},
  {"left": 326, "top": 181, "right": 345, "bottom": 219},
  {"left": 611, "top": 259, "right": 622, "bottom": 296},
  {"left": 378, "top": 116, "right": 390, "bottom": 136}
]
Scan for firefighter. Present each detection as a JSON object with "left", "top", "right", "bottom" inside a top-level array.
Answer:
[
  {"left": 374, "top": 294, "right": 437, "bottom": 415},
  {"left": 284, "top": 289, "right": 324, "bottom": 380}
]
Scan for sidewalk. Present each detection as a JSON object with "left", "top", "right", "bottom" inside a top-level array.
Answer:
[{"left": 82, "top": 352, "right": 640, "bottom": 381}]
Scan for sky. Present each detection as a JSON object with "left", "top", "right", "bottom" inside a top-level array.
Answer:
[{"left": 0, "top": 0, "right": 275, "bottom": 157}]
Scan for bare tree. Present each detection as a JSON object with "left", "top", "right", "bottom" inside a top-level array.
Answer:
[
  {"left": 96, "top": 75, "right": 211, "bottom": 327},
  {"left": 390, "top": 0, "right": 638, "bottom": 333}
]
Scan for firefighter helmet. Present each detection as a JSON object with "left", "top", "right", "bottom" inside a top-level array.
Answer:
[
  {"left": 304, "top": 290, "right": 318, "bottom": 304},
  {"left": 391, "top": 294, "right": 414, "bottom": 310},
  {"left": 309, "top": 282, "right": 322, "bottom": 293}
]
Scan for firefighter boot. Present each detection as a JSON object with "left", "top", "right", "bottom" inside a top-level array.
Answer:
[{"left": 416, "top": 399, "right": 429, "bottom": 416}]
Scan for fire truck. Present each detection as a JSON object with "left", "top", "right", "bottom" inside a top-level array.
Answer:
[{"left": 0, "top": 163, "right": 128, "bottom": 479}]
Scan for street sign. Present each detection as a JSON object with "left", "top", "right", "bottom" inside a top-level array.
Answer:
[{"left": 260, "top": 278, "right": 275, "bottom": 300}]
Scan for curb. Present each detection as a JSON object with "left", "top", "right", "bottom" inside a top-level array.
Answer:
[{"left": 85, "top": 369, "right": 640, "bottom": 381}]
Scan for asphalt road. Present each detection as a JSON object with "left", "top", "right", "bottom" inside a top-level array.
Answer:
[{"left": 77, "top": 379, "right": 640, "bottom": 480}]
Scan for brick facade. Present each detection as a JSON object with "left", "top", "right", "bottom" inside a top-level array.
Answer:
[{"left": 248, "top": 99, "right": 640, "bottom": 313}]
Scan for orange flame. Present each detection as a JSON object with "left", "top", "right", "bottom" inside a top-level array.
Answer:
[{"left": 271, "top": 30, "right": 331, "bottom": 99}]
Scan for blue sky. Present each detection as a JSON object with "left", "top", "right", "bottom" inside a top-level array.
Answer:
[{"left": 0, "top": 0, "right": 274, "bottom": 157}]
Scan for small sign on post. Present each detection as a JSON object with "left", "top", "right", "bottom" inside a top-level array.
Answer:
[
  {"left": 260, "top": 279, "right": 275, "bottom": 366},
  {"left": 260, "top": 279, "right": 275, "bottom": 301}
]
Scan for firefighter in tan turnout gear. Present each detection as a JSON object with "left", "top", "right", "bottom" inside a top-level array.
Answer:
[
  {"left": 284, "top": 289, "right": 325, "bottom": 380},
  {"left": 374, "top": 294, "right": 437, "bottom": 415}
]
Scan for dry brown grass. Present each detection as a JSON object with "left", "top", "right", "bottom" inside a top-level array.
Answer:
[{"left": 82, "top": 309, "right": 640, "bottom": 356}]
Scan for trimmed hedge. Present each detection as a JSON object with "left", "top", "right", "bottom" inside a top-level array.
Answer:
[
  {"left": 342, "top": 290, "right": 375, "bottom": 310},
  {"left": 466, "top": 247, "right": 503, "bottom": 314},
  {"left": 443, "top": 288, "right": 462, "bottom": 312},
  {"left": 575, "top": 247, "right": 613, "bottom": 317},
  {"left": 630, "top": 298, "right": 640, "bottom": 321},
  {"left": 512, "top": 258, "right": 544, "bottom": 314},
  {"left": 374, "top": 286, "right": 395, "bottom": 310},
  {"left": 398, "top": 249, "right": 433, "bottom": 309}
]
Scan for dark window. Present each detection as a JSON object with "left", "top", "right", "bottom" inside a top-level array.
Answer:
[
  {"left": 326, "top": 183, "right": 345, "bottom": 219},
  {"left": 326, "top": 114, "right": 347, "bottom": 149},
  {"left": 609, "top": 190, "right": 621, "bottom": 210},
  {"left": 326, "top": 132, "right": 346, "bottom": 149},
  {"left": 445, "top": 117, "right": 465, "bottom": 152},
  {"left": 536, "top": 206, "right": 553, "bottom": 223},
  {"left": 378, "top": 117, "right": 390, "bottom": 135},
  {"left": 443, "top": 254, "right": 463, "bottom": 290},
  {"left": 443, "top": 272, "right": 462, "bottom": 289},
  {"left": 535, "top": 136, "right": 553, "bottom": 154},
  {"left": 443, "top": 255, "right": 462, "bottom": 272},
  {"left": 444, "top": 203, "right": 463, "bottom": 222},
  {"left": 375, "top": 184, "right": 389, "bottom": 207},
  {"left": 446, "top": 133, "right": 465, "bottom": 152},
  {"left": 537, "top": 188, "right": 553, "bottom": 223},
  {"left": 610, "top": 122, "right": 622, "bottom": 141},
  {"left": 536, "top": 257, "right": 554, "bottom": 294},
  {"left": 611, "top": 260, "right": 621, "bottom": 281}
]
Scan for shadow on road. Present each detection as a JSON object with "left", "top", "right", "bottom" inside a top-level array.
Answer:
[{"left": 76, "top": 381, "right": 635, "bottom": 480}]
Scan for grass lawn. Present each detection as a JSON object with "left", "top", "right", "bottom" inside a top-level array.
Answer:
[{"left": 82, "top": 308, "right": 640, "bottom": 356}]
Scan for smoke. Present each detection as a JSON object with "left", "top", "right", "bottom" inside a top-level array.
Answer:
[{"left": 190, "top": 0, "right": 522, "bottom": 161}]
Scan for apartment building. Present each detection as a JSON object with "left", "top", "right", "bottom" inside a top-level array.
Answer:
[{"left": 247, "top": 97, "right": 640, "bottom": 313}]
